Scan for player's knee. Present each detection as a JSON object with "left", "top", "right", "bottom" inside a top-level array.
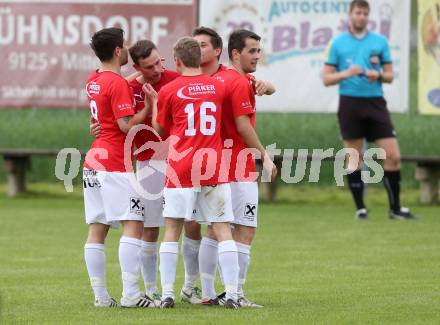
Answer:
[
  {"left": 212, "top": 222, "right": 233, "bottom": 242},
  {"left": 184, "top": 221, "right": 201, "bottom": 240},
  {"left": 204, "top": 225, "right": 217, "bottom": 240},
  {"left": 385, "top": 151, "right": 401, "bottom": 167},
  {"left": 233, "top": 225, "right": 256, "bottom": 245},
  {"left": 163, "top": 220, "right": 182, "bottom": 242},
  {"left": 86, "top": 224, "right": 108, "bottom": 243},
  {"left": 122, "top": 220, "right": 144, "bottom": 239},
  {"left": 142, "top": 227, "right": 159, "bottom": 242}
]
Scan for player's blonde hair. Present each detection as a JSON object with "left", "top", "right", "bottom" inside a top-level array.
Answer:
[{"left": 173, "top": 37, "right": 201, "bottom": 68}]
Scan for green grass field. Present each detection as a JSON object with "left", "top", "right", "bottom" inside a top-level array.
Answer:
[{"left": 1, "top": 183, "right": 439, "bottom": 324}]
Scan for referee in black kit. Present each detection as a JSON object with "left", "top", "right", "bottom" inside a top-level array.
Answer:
[{"left": 322, "top": 0, "right": 414, "bottom": 220}]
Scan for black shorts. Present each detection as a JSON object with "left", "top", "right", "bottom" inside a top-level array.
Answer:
[{"left": 337, "top": 95, "right": 396, "bottom": 142}]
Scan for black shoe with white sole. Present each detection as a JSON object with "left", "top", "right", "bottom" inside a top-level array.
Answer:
[
  {"left": 161, "top": 297, "right": 175, "bottom": 308},
  {"left": 224, "top": 299, "right": 240, "bottom": 309},
  {"left": 389, "top": 207, "right": 415, "bottom": 220},
  {"left": 355, "top": 208, "right": 368, "bottom": 220}
]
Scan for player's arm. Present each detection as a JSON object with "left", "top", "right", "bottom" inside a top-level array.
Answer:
[
  {"left": 116, "top": 102, "right": 150, "bottom": 134},
  {"left": 89, "top": 115, "right": 101, "bottom": 137},
  {"left": 235, "top": 115, "right": 265, "bottom": 156},
  {"left": 125, "top": 71, "right": 142, "bottom": 83},
  {"left": 365, "top": 39, "right": 394, "bottom": 83},
  {"left": 235, "top": 115, "right": 277, "bottom": 181},
  {"left": 151, "top": 105, "right": 165, "bottom": 136},
  {"left": 254, "top": 79, "right": 276, "bottom": 96},
  {"left": 322, "top": 39, "right": 362, "bottom": 86},
  {"left": 380, "top": 63, "right": 393, "bottom": 83},
  {"left": 322, "top": 64, "right": 363, "bottom": 86},
  {"left": 365, "top": 63, "right": 394, "bottom": 83},
  {"left": 144, "top": 83, "right": 166, "bottom": 136}
]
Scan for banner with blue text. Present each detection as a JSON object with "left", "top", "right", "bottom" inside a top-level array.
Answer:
[{"left": 200, "top": 0, "right": 410, "bottom": 112}]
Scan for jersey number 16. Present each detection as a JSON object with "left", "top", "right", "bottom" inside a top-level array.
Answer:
[{"left": 184, "top": 102, "right": 216, "bottom": 136}]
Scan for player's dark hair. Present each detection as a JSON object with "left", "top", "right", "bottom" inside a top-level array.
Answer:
[
  {"left": 192, "top": 26, "right": 223, "bottom": 59},
  {"left": 349, "top": 0, "right": 370, "bottom": 13},
  {"left": 174, "top": 37, "right": 201, "bottom": 68},
  {"left": 228, "top": 29, "right": 261, "bottom": 60},
  {"left": 129, "top": 40, "right": 157, "bottom": 66},
  {"left": 90, "top": 27, "right": 124, "bottom": 62}
]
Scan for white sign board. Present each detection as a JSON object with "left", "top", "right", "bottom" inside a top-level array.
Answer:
[{"left": 200, "top": 0, "right": 410, "bottom": 112}]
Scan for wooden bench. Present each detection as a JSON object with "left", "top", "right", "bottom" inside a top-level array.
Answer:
[
  {"left": 2, "top": 149, "right": 440, "bottom": 204},
  {"left": 1, "top": 149, "right": 63, "bottom": 197}
]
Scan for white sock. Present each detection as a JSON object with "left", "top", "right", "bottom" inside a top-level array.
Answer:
[
  {"left": 218, "top": 258, "right": 225, "bottom": 287},
  {"left": 140, "top": 241, "right": 158, "bottom": 295},
  {"left": 181, "top": 235, "right": 201, "bottom": 290},
  {"left": 218, "top": 240, "right": 239, "bottom": 302},
  {"left": 198, "top": 237, "right": 218, "bottom": 300},
  {"left": 119, "top": 236, "right": 141, "bottom": 299},
  {"left": 159, "top": 242, "right": 179, "bottom": 300},
  {"left": 84, "top": 243, "right": 109, "bottom": 300},
  {"left": 236, "top": 242, "right": 251, "bottom": 298}
]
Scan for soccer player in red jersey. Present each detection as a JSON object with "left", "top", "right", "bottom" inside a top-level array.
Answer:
[
  {"left": 193, "top": 27, "right": 280, "bottom": 306},
  {"left": 83, "top": 28, "right": 157, "bottom": 308},
  {"left": 213, "top": 29, "right": 277, "bottom": 308},
  {"left": 193, "top": 26, "right": 228, "bottom": 77},
  {"left": 91, "top": 40, "right": 205, "bottom": 304},
  {"left": 125, "top": 40, "right": 180, "bottom": 303},
  {"left": 192, "top": 26, "right": 230, "bottom": 304},
  {"left": 145, "top": 37, "right": 240, "bottom": 309}
]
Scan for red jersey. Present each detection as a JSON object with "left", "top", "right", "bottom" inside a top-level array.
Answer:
[
  {"left": 212, "top": 64, "right": 228, "bottom": 76},
  {"left": 215, "top": 68, "right": 256, "bottom": 182},
  {"left": 130, "top": 70, "right": 179, "bottom": 161},
  {"left": 157, "top": 74, "right": 225, "bottom": 188},
  {"left": 84, "top": 70, "right": 135, "bottom": 172}
]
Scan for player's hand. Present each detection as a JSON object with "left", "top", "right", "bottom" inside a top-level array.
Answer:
[
  {"left": 262, "top": 154, "right": 277, "bottom": 182},
  {"left": 344, "top": 65, "right": 363, "bottom": 78},
  {"left": 254, "top": 80, "right": 270, "bottom": 96},
  {"left": 365, "top": 69, "right": 380, "bottom": 83},
  {"left": 143, "top": 83, "right": 158, "bottom": 103},
  {"left": 143, "top": 83, "right": 159, "bottom": 122},
  {"left": 89, "top": 117, "right": 101, "bottom": 138}
]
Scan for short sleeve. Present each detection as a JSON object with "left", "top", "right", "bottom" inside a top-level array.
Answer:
[
  {"left": 380, "top": 39, "right": 392, "bottom": 64},
  {"left": 230, "top": 78, "right": 254, "bottom": 118},
  {"left": 325, "top": 40, "right": 338, "bottom": 66},
  {"left": 133, "top": 86, "right": 145, "bottom": 113},
  {"left": 109, "top": 78, "right": 135, "bottom": 119},
  {"left": 156, "top": 88, "right": 172, "bottom": 130}
]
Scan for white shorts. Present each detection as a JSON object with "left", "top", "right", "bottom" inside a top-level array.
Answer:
[
  {"left": 83, "top": 168, "right": 144, "bottom": 226},
  {"left": 163, "top": 183, "right": 234, "bottom": 224},
  {"left": 230, "top": 181, "right": 258, "bottom": 228},
  {"left": 136, "top": 160, "right": 166, "bottom": 228}
]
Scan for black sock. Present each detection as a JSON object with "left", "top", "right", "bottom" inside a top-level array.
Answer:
[
  {"left": 383, "top": 170, "right": 401, "bottom": 212},
  {"left": 347, "top": 170, "right": 365, "bottom": 210}
]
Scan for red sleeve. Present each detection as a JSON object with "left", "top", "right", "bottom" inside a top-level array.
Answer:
[
  {"left": 230, "top": 78, "right": 254, "bottom": 118},
  {"left": 135, "top": 99, "right": 145, "bottom": 112},
  {"left": 156, "top": 87, "right": 172, "bottom": 130},
  {"left": 129, "top": 81, "right": 145, "bottom": 113},
  {"left": 109, "top": 78, "right": 135, "bottom": 119}
]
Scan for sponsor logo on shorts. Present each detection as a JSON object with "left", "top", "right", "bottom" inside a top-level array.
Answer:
[
  {"left": 244, "top": 203, "right": 256, "bottom": 220},
  {"left": 83, "top": 170, "right": 101, "bottom": 189},
  {"left": 130, "top": 197, "right": 145, "bottom": 217}
]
